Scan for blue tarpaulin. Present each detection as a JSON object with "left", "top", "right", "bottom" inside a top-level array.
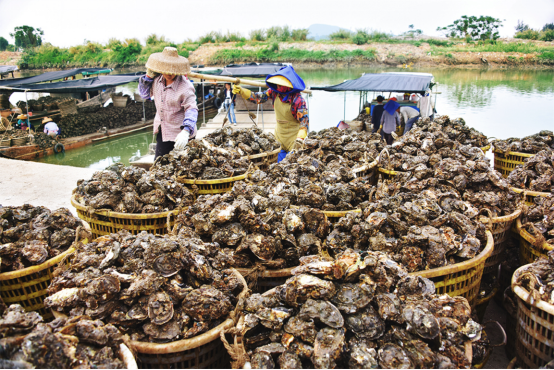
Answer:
[
  {"left": 0, "top": 68, "right": 109, "bottom": 87},
  {"left": 0, "top": 74, "right": 144, "bottom": 93},
  {"left": 312, "top": 72, "right": 434, "bottom": 94}
]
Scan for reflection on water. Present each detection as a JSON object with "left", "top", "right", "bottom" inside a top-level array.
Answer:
[
  {"left": 19, "top": 66, "right": 554, "bottom": 169},
  {"left": 34, "top": 129, "right": 154, "bottom": 170}
]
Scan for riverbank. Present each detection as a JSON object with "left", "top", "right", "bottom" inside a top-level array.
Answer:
[{"left": 3, "top": 39, "right": 553, "bottom": 71}]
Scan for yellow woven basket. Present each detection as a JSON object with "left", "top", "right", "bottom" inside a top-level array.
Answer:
[
  {"left": 242, "top": 148, "right": 280, "bottom": 171},
  {"left": 353, "top": 160, "right": 378, "bottom": 185},
  {"left": 516, "top": 217, "right": 553, "bottom": 265},
  {"left": 493, "top": 148, "right": 535, "bottom": 178},
  {"left": 176, "top": 173, "right": 247, "bottom": 195},
  {"left": 511, "top": 187, "right": 551, "bottom": 206},
  {"left": 71, "top": 194, "right": 181, "bottom": 239},
  {"left": 479, "top": 209, "right": 521, "bottom": 276},
  {"left": 480, "top": 143, "right": 491, "bottom": 154},
  {"left": 411, "top": 230, "right": 494, "bottom": 307}
]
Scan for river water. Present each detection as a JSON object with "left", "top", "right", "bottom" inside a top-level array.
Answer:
[{"left": 14, "top": 67, "right": 553, "bottom": 169}]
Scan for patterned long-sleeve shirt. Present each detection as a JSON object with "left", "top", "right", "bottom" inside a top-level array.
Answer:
[
  {"left": 248, "top": 88, "right": 309, "bottom": 130},
  {"left": 139, "top": 75, "right": 198, "bottom": 142}
]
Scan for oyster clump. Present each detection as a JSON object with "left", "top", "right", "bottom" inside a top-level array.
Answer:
[
  {"left": 46, "top": 230, "right": 243, "bottom": 343},
  {"left": 520, "top": 193, "right": 554, "bottom": 249},
  {"left": 241, "top": 249, "right": 480, "bottom": 368},
  {"left": 507, "top": 150, "right": 554, "bottom": 192},
  {"left": 0, "top": 205, "right": 84, "bottom": 272},
  {"left": 493, "top": 130, "right": 553, "bottom": 155}
]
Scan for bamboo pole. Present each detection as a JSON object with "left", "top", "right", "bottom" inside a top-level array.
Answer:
[{"left": 188, "top": 72, "right": 312, "bottom": 94}]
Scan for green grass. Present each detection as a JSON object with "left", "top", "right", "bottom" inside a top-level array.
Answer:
[
  {"left": 211, "top": 47, "right": 376, "bottom": 64},
  {"left": 429, "top": 41, "right": 554, "bottom": 61}
]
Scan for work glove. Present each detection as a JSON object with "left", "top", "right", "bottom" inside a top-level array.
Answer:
[
  {"left": 146, "top": 68, "right": 160, "bottom": 79},
  {"left": 378, "top": 125, "right": 383, "bottom": 134},
  {"left": 232, "top": 85, "right": 252, "bottom": 100},
  {"left": 297, "top": 127, "right": 307, "bottom": 140},
  {"left": 174, "top": 129, "right": 190, "bottom": 151}
]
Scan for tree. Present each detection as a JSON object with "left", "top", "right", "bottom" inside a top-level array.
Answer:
[
  {"left": 543, "top": 23, "right": 554, "bottom": 31},
  {"left": 437, "top": 16, "right": 504, "bottom": 41},
  {"left": 10, "top": 26, "right": 44, "bottom": 49},
  {"left": 515, "top": 20, "right": 529, "bottom": 33},
  {"left": 0, "top": 37, "right": 8, "bottom": 51},
  {"left": 404, "top": 24, "right": 423, "bottom": 38}
]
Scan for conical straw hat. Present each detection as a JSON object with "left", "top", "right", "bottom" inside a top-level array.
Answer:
[{"left": 145, "top": 47, "right": 191, "bottom": 75}]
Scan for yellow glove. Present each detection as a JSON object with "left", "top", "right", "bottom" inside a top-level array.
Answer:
[
  {"left": 232, "top": 85, "right": 251, "bottom": 100},
  {"left": 146, "top": 68, "right": 159, "bottom": 79},
  {"left": 297, "top": 127, "right": 307, "bottom": 140}
]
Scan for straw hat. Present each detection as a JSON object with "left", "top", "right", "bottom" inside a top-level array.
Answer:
[
  {"left": 12, "top": 108, "right": 22, "bottom": 114},
  {"left": 145, "top": 47, "right": 190, "bottom": 76},
  {"left": 267, "top": 75, "right": 292, "bottom": 88},
  {"left": 17, "top": 114, "right": 27, "bottom": 119},
  {"left": 42, "top": 117, "right": 53, "bottom": 124}
]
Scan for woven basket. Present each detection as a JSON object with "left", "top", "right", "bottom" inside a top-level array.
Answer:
[
  {"left": 378, "top": 166, "right": 400, "bottom": 181},
  {"left": 480, "top": 143, "right": 491, "bottom": 154},
  {"left": 478, "top": 208, "right": 521, "bottom": 276},
  {"left": 353, "top": 160, "right": 378, "bottom": 185},
  {"left": 512, "top": 264, "right": 554, "bottom": 368},
  {"left": 0, "top": 138, "right": 11, "bottom": 147},
  {"left": 242, "top": 148, "right": 279, "bottom": 172},
  {"left": 511, "top": 187, "right": 551, "bottom": 206},
  {"left": 11, "top": 137, "right": 28, "bottom": 147},
  {"left": 410, "top": 230, "right": 494, "bottom": 307},
  {"left": 177, "top": 173, "right": 247, "bottom": 195},
  {"left": 236, "top": 266, "right": 294, "bottom": 294},
  {"left": 58, "top": 99, "right": 78, "bottom": 116},
  {"left": 130, "top": 269, "right": 247, "bottom": 369},
  {"left": 71, "top": 194, "right": 181, "bottom": 239},
  {"left": 516, "top": 217, "right": 553, "bottom": 265},
  {"left": 493, "top": 148, "right": 535, "bottom": 178}
]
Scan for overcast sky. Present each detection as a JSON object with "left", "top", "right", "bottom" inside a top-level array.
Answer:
[{"left": 1, "top": 0, "right": 553, "bottom": 47}]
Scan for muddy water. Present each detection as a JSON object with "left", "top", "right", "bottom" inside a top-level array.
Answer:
[{"left": 23, "top": 67, "right": 554, "bottom": 169}]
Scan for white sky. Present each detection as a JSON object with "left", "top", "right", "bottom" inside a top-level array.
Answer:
[{"left": 1, "top": 0, "right": 553, "bottom": 47}]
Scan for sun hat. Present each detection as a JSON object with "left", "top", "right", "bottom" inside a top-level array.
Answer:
[
  {"left": 42, "top": 117, "right": 53, "bottom": 124},
  {"left": 389, "top": 97, "right": 397, "bottom": 101},
  {"left": 17, "top": 114, "right": 27, "bottom": 119},
  {"left": 145, "top": 47, "right": 191, "bottom": 76},
  {"left": 267, "top": 75, "right": 293, "bottom": 88}
]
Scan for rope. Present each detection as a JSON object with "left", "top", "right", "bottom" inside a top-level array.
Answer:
[
  {"left": 238, "top": 92, "right": 257, "bottom": 126},
  {"left": 522, "top": 222, "right": 547, "bottom": 249},
  {"left": 219, "top": 330, "right": 249, "bottom": 369},
  {"left": 242, "top": 263, "right": 266, "bottom": 290}
]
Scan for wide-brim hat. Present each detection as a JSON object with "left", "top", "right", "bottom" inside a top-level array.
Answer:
[
  {"left": 145, "top": 47, "right": 190, "bottom": 75},
  {"left": 267, "top": 75, "right": 292, "bottom": 88},
  {"left": 17, "top": 114, "right": 27, "bottom": 119},
  {"left": 42, "top": 117, "right": 53, "bottom": 124}
]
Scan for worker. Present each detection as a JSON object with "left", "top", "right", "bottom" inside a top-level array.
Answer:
[
  {"left": 42, "top": 117, "right": 60, "bottom": 137},
  {"left": 223, "top": 83, "right": 237, "bottom": 125},
  {"left": 380, "top": 99, "right": 400, "bottom": 145},
  {"left": 16, "top": 114, "right": 30, "bottom": 130},
  {"left": 399, "top": 106, "right": 420, "bottom": 134},
  {"left": 371, "top": 96, "right": 385, "bottom": 134},
  {"left": 418, "top": 92, "right": 435, "bottom": 121},
  {"left": 138, "top": 47, "right": 198, "bottom": 159},
  {"left": 232, "top": 65, "right": 308, "bottom": 163}
]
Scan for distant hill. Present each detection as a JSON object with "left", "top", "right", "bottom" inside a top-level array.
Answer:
[{"left": 308, "top": 24, "right": 349, "bottom": 41}]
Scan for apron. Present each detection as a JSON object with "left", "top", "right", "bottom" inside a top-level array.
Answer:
[{"left": 274, "top": 97, "right": 300, "bottom": 152}]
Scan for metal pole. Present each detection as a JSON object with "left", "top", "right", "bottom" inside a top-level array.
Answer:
[
  {"left": 202, "top": 81, "right": 205, "bottom": 125},
  {"left": 261, "top": 93, "right": 264, "bottom": 131},
  {"left": 343, "top": 91, "right": 346, "bottom": 122},
  {"left": 25, "top": 90, "right": 31, "bottom": 136},
  {"left": 306, "top": 93, "right": 310, "bottom": 133},
  {"left": 256, "top": 86, "right": 260, "bottom": 126}
]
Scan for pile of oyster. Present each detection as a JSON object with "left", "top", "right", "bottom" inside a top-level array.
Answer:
[
  {"left": 152, "top": 139, "right": 250, "bottom": 180},
  {"left": 181, "top": 183, "right": 331, "bottom": 269},
  {"left": 241, "top": 249, "right": 483, "bottom": 369},
  {"left": 378, "top": 130, "right": 521, "bottom": 216},
  {"left": 249, "top": 152, "right": 375, "bottom": 212},
  {"left": 513, "top": 249, "right": 554, "bottom": 304},
  {"left": 0, "top": 205, "right": 84, "bottom": 272},
  {"left": 326, "top": 189, "right": 488, "bottom": 271},
  {"left": 302, "top": 127, "right": 384, "bottom": 165},
  {"left": 203, "top": 126, "right": 279, "bottom": 155},
  {"left": 417, "top": 115, "right": 489, "bottom": 148},
  {"left": 493, "top": 130, "right": 554, "bottom": 155},
  {"left": 507, "top": 150, "right": 554, "bottom": 192},
  {"left": 45, "top": 229, "right": 243, "bottom": 343},
  {"left": 520, "top": 193, "right": 554, "bottom": 247},
  {"left": 74, "top": 163, "right": 195, "bottom": 213},
  {"left": 0, "top": 304, "right": 132, "bottom": 369}
]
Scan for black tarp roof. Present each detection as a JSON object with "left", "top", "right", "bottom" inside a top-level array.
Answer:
[
  {"left": 0, "top": 74, "right": 143, "bottom": 93},
  {"left": 218, "top": 63, "right": 287, "bottom": 77},
  {"left": 0, "top": 65, "right": 18, "bottom": 74},
  {"left": 312, "top": 72, "right": 434, "bottom": 93},
  {"left": 0, "top": 68, "right": 108, "bottom": 87}
]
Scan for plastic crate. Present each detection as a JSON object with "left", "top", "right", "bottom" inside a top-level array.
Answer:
[
  {"left": 0, "top": 246, "right": 77, "bottom": 322},
  {"left": 410, "top": 230, "right": 494, "bottom": 307},
  {"left": 177, "top": 173, "right": 247, "bottom": 195},
  {"left": 479, "top": 209, "right": 521, "bottom": 276},
  {"left": 493, "top": 148, "right": 535, "bottom": 178},
  {"left": 131, "top": 269, "right": 246, "bottom": 369},
  {"left": 242, "top": 148, "right": 280, "bottom": 171},
  {"left": 516, "top": 217, "right": 553, "bottom": 265},
  {"left": 513, "top": 265, "right": 554, "bottom": 368},
  {"left": 71, "top": 194, "right": 180, "bottom": 239},
  {"left": 511, "top": 187, "right": 551, "bottom": 206}
]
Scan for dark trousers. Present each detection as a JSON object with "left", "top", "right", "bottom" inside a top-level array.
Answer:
[
  {"left": 383, "top": 132, "right": 394, "bottom": 145},
  {"left": 155, "top": 129, "right": 175, "bottom": 159}
]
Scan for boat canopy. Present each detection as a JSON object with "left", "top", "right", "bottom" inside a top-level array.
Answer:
[
  {"left": 81, "top": 69, "right": 113, "bottom": 76},
  {"left": 0, "top": 74, "right": 144, "bottom": 93},
  {"left": 217, "top": 63, "right": 288, "bottom": 78},
  {"left": 312, "top": 72, "right": 435, "bottom": 94},
  {"left": 0, "top": 68, "right": 109, "bottom": 88},
  {"left": 0, "top": 65, "right": 18, "bottom": 74}
]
